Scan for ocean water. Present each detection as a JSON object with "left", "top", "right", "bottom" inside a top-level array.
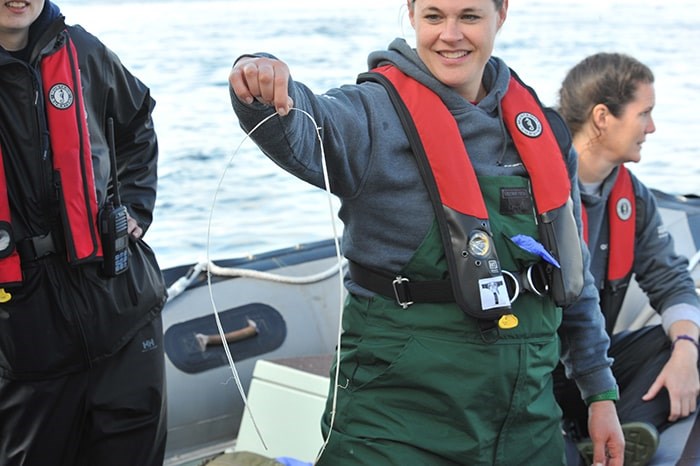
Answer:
[{"left": 58, "top": 0, "right": 700, "bottom": 269}]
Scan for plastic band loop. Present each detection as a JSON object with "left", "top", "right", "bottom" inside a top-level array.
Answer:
[{"left": 671, "top": 334, "right": 699, "bottom": 351}]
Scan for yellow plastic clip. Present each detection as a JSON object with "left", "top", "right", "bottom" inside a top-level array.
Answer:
[
  {"left": 498, "top": 313, "right": 519, "bottom": 330},
  {"left": 0, "top": 288, "right": 11, "bottom": 303}
]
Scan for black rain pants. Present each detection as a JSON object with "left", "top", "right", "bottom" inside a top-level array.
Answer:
[{"left": 0, "top": 316, "right": 166, "bottom": 466}]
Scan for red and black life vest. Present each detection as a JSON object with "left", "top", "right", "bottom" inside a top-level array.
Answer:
[
  {"left": 581, "top": 165, "right": 636, "bottom": 334},
  {"left": 358, "top": 65, "right": 583, "bottom": 319},
  {"left": 0, "top": 32, "right": 102, "bottom": 286},
  {"left": 581, "top": 165, "right": 636, "bottom": 282}
]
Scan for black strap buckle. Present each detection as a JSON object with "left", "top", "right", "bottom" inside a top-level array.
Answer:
[
  {"left": 348, "top": 260, "right": 454, "bottom": 308},
  {"left": 16, "top": 231, "right": 59, "bottom": 262},
  {"left": 392, "top": 276, "right": 413, "bottom": 309}
]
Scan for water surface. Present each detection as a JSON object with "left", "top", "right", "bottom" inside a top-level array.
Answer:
[{"left": 59, "top": 0, "right": 700, "bottom": 267}]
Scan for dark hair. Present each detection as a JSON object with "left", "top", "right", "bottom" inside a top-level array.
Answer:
[{"left": 558, "top": 52, "right": 654, "bottom": 136}]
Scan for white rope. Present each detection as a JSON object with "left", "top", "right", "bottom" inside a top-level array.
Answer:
[
  {"left": 205, "top": 112, "right": 282, "bottom": 450},
  {"left": 165, "top": 262, "right": 207, "bottom": 302},
  {"left": 166, "top": 259, "right": 346, "bottom": 302},
  {"left": 202, "top": 107, "right": 345, "bottom": 457},
  {"left": 207, "top": 259, "right": 346, "bottom": 283}
]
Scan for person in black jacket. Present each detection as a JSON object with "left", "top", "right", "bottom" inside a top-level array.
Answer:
[{"left": 0, "top": 1, "right": 167, "bottom": 465}]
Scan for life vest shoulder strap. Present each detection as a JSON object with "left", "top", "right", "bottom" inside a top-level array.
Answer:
[
  {"left": 359, "top": 64, "right": 488, "bottom": 219},
  {"left": 499, "top": 71, "right": 571, "bottom": 212},
  {"left": 581, "top": 165, "right": 636, "bottom": 282},
  {"left": 0, "top": 30, "right": 103, "bottom": 286},
  {"left": 607, "top": 165, "right": 636, "bottom": 281},
  {"left": 40, "top": 30, "right": 102, "bottom": 263}
]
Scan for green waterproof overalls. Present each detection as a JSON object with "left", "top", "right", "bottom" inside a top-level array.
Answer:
[
  {"left": 317, "top": 176, "right": 565, "bottom": 466},
  {"left": 318, "top": 63, "right": 576, "bottom": 466}
]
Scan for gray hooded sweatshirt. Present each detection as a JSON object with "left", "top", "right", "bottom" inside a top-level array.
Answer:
[{"left": 230, "top": 38, "right": 617, "bottom": 400}]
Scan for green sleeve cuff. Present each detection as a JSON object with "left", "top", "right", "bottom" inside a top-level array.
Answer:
[{"left": 585, "top": 387, "right": 620, "bottom": 405}]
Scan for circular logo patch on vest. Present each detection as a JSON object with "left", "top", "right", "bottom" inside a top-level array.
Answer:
[
  {"left": 48, "top": 83, "right": 74, "bottom": 110},
  {"left": 616, "top": 197, "right": 633, "bottom": 221},
  {"left": 515, "top": 112, "right": 542, "bottom": 138}
]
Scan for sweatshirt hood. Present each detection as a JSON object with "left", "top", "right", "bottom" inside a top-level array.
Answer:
[
  {"left": 29, "top": 1, "right": 61, "bottom": 40},
  {"left": 367, "top": 37, "right": 511, "bottom": 114},
  {"left": 22, "top": 1, "right": 62, "bottom": 60},
  {"left": 579, "top": 165, "right": 623, "bottom": 207}
]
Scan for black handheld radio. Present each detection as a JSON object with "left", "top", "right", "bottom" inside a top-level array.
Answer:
[{"left": 99, "top": 118, "right": 129, "bottom": 276}]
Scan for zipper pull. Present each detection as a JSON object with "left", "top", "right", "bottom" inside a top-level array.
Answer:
[{"left": 42, "top": 132, "right": 50, "bottom": 160}]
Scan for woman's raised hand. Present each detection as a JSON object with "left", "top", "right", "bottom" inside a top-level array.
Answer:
[{"left": 229, "top": 57, "right": 294, "bottom": 116}]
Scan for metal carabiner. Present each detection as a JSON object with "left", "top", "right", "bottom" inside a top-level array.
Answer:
[{"left": 392, "top": 276, "right": 413, "bottom": 309}]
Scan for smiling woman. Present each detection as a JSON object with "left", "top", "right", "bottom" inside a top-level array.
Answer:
[
  {"left": 228, "top": 0, "right": 626, "bottom": 463},
  {"left": 407, "top": 0, "right": 507, "bottom": 101}
]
